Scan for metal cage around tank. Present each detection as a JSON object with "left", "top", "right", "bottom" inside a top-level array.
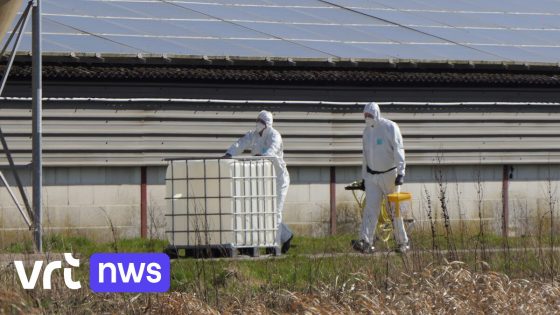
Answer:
[{"left": 164, "top": 157, "right": 279, "bottom": 257}]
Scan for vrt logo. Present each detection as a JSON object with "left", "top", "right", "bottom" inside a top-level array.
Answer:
[{"left": 14, "top": 253, "right": 81, "bottom": 290}]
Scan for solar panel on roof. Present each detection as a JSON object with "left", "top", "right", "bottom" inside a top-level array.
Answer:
[
  {"left": 476, "top": 45, "right": 552, "bottom": 63},
  {"left": 93, "top": 19, "right": 203, "bottom": 37},
  {"left": 105, "top": 2, "right": 212, "bottom": 20},
  {"left": 477, "top": 0, "right": 560, "bottom": 14},
  {"left": 288, "top": 40, "right": 391, "bottom": 58},
  {"left": 354, "top": 8, "right": 448, "bottom": 27},
  {"left": 184, "top": 0, "right": 265, "bottom": 5},
  {"left": 410, "top": 0, "right": 488, "bottom": 12},
  {"left": 476, "top": 29, "right": 556, "bottom": 46},
  {"left": 521, "top": 47, "right": 560, "bottom": 61},
  {"left": 517, "top": 15, "right": 560, "bottom": 29},
  {"left": 412, "top": 11, "right": 502, "bottom": 28},
  {"left": 393, "top": 43, "right": 503, "bottom": 61},
  {"left": 234, "top": 22, "right": 327, "bottom": 41},
  {"left": 262, "top": 0, "right": 331, "bottom": 6},
  {"left": 301, "top": 25, "right": 397, "bottom": 42},
  {"left": 413, "top": 27, "right": 494, "bottom": 46},
  {"left": 47, "top": 15, "right": 141, "bottom": 35},
  {"left": 45, "top": 0, "right": 141, "bottom": 18},
  {"left": 392, "top": 0, "right": 447, "bottom": 10},
  {"left": 42, "top": 18, "right": 83, "bottom": 35},
  {"left": 183, "top": 3, "right": 327, "bottom": 23},
  {"left": 298, "top": 7, "right": 391, "bottom": 25},
  {"left": 212, "top": 38, "right": 331, "bottom": 57},
  {"left": 354, "top": 0, "right": 437, "bottom": 11},
  {"left": 234, "top": 22, "right": 391, "bottom": 44},
  {"left": 2, "top": 0, "right": 560, "bottom": 63},
  {"left": 47, "top": 33, "right": 145, "bottom": 53},
  {"left": 368, "top": 25, "right": 447, "bottom": 44},
  {"left": 171, "top": 3, "right": 264, "bottom": 21},
  {"left": 464, "top": 13, "right": 557, "bottom": 30},
  {"left": 184, "top": 20, "right": 270, "bottom": 38},
  {"left": 519, "top": 31, "right": 560, "bottom": 45},
  {"left": 104, "top": 35, "right": 202, "bottom": 54}
]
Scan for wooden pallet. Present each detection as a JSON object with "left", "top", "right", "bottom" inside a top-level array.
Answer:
[{"left": 164, "top": 245, "right": 281, "bottom": 259}]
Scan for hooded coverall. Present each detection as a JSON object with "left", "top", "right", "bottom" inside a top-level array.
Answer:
[
  {"left": 226, "top": 111, "right": 293, "bottom": 246},
  {"left": 361, "top": 102, "right": 408, "bottom": 246}
]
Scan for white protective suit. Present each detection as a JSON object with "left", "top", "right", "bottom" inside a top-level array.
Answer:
[
  {"left": 226, "top": 110, "right": 293, "bottom": 245},
  {"left": 361, "top": 102, "right": 408, "bottom": 246}
]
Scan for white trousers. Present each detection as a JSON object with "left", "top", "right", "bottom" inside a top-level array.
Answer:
[
  {"left": 276, "top": 166, "right": 292, "bottom": 244},
  {"left": 360, "top": 170, "right": 408, "bottom": 246}
]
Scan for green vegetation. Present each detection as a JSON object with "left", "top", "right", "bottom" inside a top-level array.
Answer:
[
  {"left": 0, "top": 231, "right": 559, "bottom": 314},
  {"left": 0, "top": 234, "right": 167, "bottom": 256},
  {"left": 3, "top": 231, "right": 556, "bottom": 285}
]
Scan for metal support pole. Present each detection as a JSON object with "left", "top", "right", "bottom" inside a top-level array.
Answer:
[
  {"left": 329, "top": 166, "right": 336, "bottom": 235},
  {"left": 140, "top": 166, "right": 147, "bottom": 238},
  {"left": 502, "top": 165, "right": 511, "bottom": 238},
  {"left": 31, "top": 0, "right": 42, "bottom": 253}
]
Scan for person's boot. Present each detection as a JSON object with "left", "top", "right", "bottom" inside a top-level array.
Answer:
[
  {"left": 351, "top": 239, "right": 374, "bottom": 254},
  {"left": 281, "top": 235, "right": 293, "bottom": 254},
  {"left": 395, "top": 242, "right": 409, "bottom": 253}
]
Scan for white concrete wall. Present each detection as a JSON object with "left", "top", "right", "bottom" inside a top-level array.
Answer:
[
  {"left": 283, "top": 167, "right": 332, "bottom": 237},
  {"left": 1, "top": 164, "right": 558, "bottom": 242},
  {"left": 146, "top": 167, "right": 167, "bottom": 239},
  {"left": 285, "top": 164, "right": 560, "bottom": 237},
  {"left": 0, "top": 167, "right": 143, "bottom": 243},
  {"left": 404, "top": 165, "right": 560, "bottom": 236}
]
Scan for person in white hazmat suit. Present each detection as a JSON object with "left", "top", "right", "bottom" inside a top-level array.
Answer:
[
  {"left": 223, "top": 110, "right": 293, "bottom": 254},
  {"left": 351, "top": 102, "right": 409, "bottom": 253}
]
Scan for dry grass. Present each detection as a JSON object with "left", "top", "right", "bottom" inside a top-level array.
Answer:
[
  {"left": 259, "top": 261, "right": 560, "bottom": 314},
  {"left": 1, "top": 260, "right": 559, "bottom": 314}
]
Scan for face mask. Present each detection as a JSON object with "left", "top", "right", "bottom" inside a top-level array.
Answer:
[
  {"left": 365, "top": 117, "right": 375, "bottom": 127},
  {"left": 256, "top": 122, "right": 266, "bottom": 132}
]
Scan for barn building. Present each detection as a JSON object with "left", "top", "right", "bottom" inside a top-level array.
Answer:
[{"left": 1, "top": 0, "right": 560, "bottom": 241}]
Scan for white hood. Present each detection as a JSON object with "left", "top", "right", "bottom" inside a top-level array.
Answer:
[
  {"left": 363, "top": 102, "right": 381, "bottom": 123},
  {"left": 257, "top": 110, "right": 273, "bottom": 127}
]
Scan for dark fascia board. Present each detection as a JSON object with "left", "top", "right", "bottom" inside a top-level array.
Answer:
[{"left": 4, "top": 52, "right": 560, "bottom": 72}]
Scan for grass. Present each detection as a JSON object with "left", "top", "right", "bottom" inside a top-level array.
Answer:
[
  {"left": 1, "top": 231, "right": 559, "bottom": 313},
  {"left": 1, "top": 238, "right": 558, "bottom": 314},
  {"left": 287, "top": 233, "right": 355, "bottom": 255},
  {"left": 0, "top": 234, "right": 168, "bottom": 256},
  {"left": 3, "top": 232, "right": 558, "bottom": 257},
  {"left": 282, "top": 231, "right": 560, "bottom": 257},
  {"left": 2, "top": 232, "right": 556, "bottom": 283}
]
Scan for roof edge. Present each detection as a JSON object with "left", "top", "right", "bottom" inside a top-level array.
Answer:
[{"left": 4, "top": 52, "right": 560, "bottom": 72}]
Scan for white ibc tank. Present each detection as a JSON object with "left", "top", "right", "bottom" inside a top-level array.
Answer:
[{"left": 166, "top": 158, "right": 277, "bottom": 248}]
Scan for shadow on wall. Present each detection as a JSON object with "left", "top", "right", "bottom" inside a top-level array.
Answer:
[
  {"left": 288, "top": 166, "right": 333, "bottom": 184},
  {"left": 0, "top": 166, "right": 157, "bottom": 186}
]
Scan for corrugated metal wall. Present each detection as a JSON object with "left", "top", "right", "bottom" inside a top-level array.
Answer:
[{"left": 1, "top": 98, "right": 560, "bottom": 166}]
